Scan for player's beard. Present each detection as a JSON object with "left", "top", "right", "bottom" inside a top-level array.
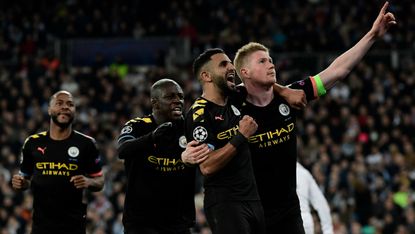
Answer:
[
  {"left": 212, "top": 74, "right": 233, "bottom": 97},
  {"left": 51, "top": 113, "right": 74, "bottom": 129}
]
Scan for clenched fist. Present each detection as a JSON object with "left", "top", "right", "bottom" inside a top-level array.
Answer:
[{"left": 238, "top": 115, "right": 257, "bottom": 138}]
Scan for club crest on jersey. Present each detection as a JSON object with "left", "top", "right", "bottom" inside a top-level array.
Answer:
[
  {"left": 279, "top": 104, "right": 290, "bottom": 116},
  {"left": 121, "top": 126, "right": 133, "bottom": 134},
  {"left": 231, "top": 105, "right": 241, "bottom": 116},
  {"left": 193, "top": 126, "right": 208, "bottom": 142},
  {"left": 179, "top": 136, "right": 187, "bottom": 148},
  {"left": 68, "top": 146, "right": 79, "bottom": 158}
]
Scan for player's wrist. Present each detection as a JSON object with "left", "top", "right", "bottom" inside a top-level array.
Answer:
[{"left": 230, "top": 132, "right": 248, "bottom": 148}]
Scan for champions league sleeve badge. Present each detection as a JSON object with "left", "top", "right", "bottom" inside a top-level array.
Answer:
[
  {"left": 121, "top": 125, "right": 133, "bottom": 134},
  {"left": 193, "top": 126, "right": 208, "bottom": 142}
]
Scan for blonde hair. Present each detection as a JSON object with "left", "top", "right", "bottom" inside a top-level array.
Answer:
[{"left": 234, "top": 42, "right": 269, "bottom": 80}]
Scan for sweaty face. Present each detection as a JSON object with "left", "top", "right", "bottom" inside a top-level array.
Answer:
[
  {"left": 209, "top": 53, "right": 237, "bottom": 94},
  {"left": 156, "top": 83, "right": 184, "bottom": 121},
  {"left": 246, "top": 50, "right": 277, "bottom": 86},
  {"left": 49, "top": 93, "right": 75, "bottom": 129}
]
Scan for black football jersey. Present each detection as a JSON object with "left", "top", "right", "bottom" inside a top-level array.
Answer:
[
  {"left": 241, "top": 77, "right": 319, "bottom": 218},
  {"left": 117, "top": 115, "right": 195, "bottom": 230},
  {"left": 185, "top": 97, "right": 260, "bottom": 208},
  {"left": 19, "top": 130, "right": 103, "bottom": 231}
]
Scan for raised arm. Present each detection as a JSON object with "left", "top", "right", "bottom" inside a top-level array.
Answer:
[
  {"left": 318, "top": 1, "right": 396, "bottom": 89},
  {"left": 273, "top": 83, "right": 307, "bottom": 110}
]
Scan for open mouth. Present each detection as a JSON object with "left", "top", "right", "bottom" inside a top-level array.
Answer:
[
  {"left": 172, "top": 107, "right": 182, "bottom": 116},
  {"left": 226, "top": 72, "right": 236, "bottom": 84},
  {"left": 59, "top": 113, "right": 72, "bottom": 118}
]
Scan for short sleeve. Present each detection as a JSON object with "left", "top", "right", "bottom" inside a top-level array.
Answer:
[
  {"left": 185, "top": 99, "right": 216, "bottom": 149},
  {"left": 19, "top": 138, "right": 34, "bottom": 178},
  {"left": 84, "top": 139, "right": 103, "bottom": 177}
]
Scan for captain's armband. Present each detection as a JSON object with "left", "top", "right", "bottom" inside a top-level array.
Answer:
[{"left": 313, "top": 75, "right": 326, "bottom": 96}]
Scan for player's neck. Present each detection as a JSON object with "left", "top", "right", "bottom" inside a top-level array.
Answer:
[
  {"left": 152, "top": 112, "right": 168, "bottom": 125},
  {"left": 245, "top": 82, "right": 273, "bottom": 107},
  {"left": 202, "top": 86, "right": 227, "bottom": 106},
  {"left": 49, "top": 123, "right": 72, "bottom": 140}
]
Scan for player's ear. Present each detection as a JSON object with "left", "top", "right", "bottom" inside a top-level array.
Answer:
[
  {"left": 47, "top": 104, "right": 52, "bottom": 116},
  {"left": 151, "top": 98, "right": 159, "bottom": 109},
  {"left": 240, "top": 68, "right": 249, "bottom": 79},
  {"left": 200, "top": 71, "right": 212, "bottom": 82}
]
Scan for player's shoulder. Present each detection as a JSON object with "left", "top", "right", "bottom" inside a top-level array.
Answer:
[
  {"left": 23, "top": 131, "right": 48, "bottom": 145},
  {"left": 73, "top": 130, "right": 97, "bottom": 144},
  {"left": 125, "top": 116, "right": 154, "bottom": 126},
  {"left": 188, "top": 98, "right": 209, "bottom": 123}
]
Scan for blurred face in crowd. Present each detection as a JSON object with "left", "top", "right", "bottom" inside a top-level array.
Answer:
[
  {"left": 48, "top": 91, "right": 75, "bottom": 129},
  {"left": 244, "top": 50, "right": 277, "bottom": 86},
  {"left": 206, "top": 53, "right": 237, "bottom": 94},
  {"left": 154, "top": 82, "right": 184, "bottom": 121}
]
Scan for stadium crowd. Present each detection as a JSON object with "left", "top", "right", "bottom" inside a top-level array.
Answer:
[{"left": 0, "top": 0, "right": 415, "bottom": 233}]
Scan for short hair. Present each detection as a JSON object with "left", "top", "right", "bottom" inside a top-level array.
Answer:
[
  {"left": 49, "top": 90, "right": 73, "bottom": 106},
  {"left": 234, "top": 42, "right": 269, "bottom": 79},
  {"left": 150, "top": 78, "right": 180, "bottom": 99},
  {"left": 192, "top": 48, "right": 225, "bottom": 77}
]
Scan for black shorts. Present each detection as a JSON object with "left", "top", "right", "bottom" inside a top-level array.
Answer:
[
  {"left": 265, "top": 210, "right": 305, "bottom": 234},
  {"left": 205, "top": 201, "right": 266, "bottom": 234}
]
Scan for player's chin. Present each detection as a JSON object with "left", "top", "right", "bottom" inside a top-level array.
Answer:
[
  {"left": 170, "top": 112, "right": 183, "bottom": 120},
  {"left": 58, "top": 116, "right": 72, "bottom": 123}
]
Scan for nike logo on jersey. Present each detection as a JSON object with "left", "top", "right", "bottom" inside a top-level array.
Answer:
[{"left": 37, "top": 146, "right": 46, "bottom": 155}]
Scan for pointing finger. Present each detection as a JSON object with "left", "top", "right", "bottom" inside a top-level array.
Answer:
[{"left": 380, "top": 1, "right": 389, "bottom": 15}]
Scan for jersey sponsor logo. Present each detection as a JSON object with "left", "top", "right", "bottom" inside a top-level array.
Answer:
[
  {"left": 231, "top": 105, "right": 241, "bottom": 116},
  {"left": 121, "top": 126, "right": 133, "bottom": 134},
  {"left": 179, "top": 136, "right": 187, "bottom": 148},
  {"left": 147, "top": 156, "right": 186, "bottom": 172},
  {"left": 36, "top": 162, "right": 78, "bottom": 176},
  {"left": 248, "top": 123, "right": 294, "bottom": 148},
  {"left": 37, "top": 146, "right": 47, "bottom": 155},
  {"left": 193, "top": 126, "right": 208, "bottom": 142},
  {"left": 217, "top": 125, "right": 239, "bottom": 140},
  {"left": 68, "top": 146, "right": 79, "bottom": 157},
  {"left": 279, "top": 103, "right": 290, "bottom": 116}
]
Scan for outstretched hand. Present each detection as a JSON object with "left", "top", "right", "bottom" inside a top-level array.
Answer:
[{"left": 371, "top": 1, "right": 397, "bottom": 38}]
